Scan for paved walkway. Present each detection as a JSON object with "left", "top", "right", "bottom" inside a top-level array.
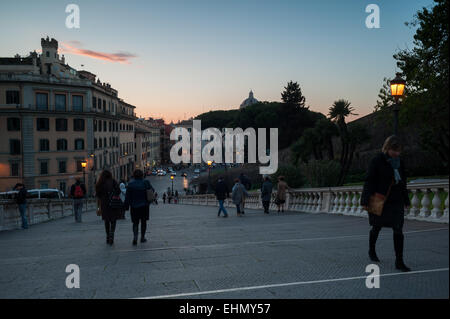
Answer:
[{"left": 0, "top": 203, "right": 448, "bottom": 299}]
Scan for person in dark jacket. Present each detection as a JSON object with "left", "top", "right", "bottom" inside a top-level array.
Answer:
[
  {"left": 215, "top": 176, "right": 229, "bottom": 217},
  {"left": 70, "top": 178, "right": 87, "bottom": 222},
  {"left": 361, "top": 136, "right": 411, "bottom": 272},
  {"left": 261, "top": 176, "right": 273, "bottom": 214},
  {"left": 14, "top": 183, "right": 28, "bottom": 229},
  {"left": 96, "top": 170, "right": 121, "bottom": 245},
  {"left": 124, "top": 169, "right": 155, "bottom": 245}
]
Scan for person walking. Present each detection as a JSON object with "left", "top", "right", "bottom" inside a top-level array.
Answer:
[
  {"left": 154, "top": 192, "right": 158, "bottom": 205},
  {"left": 276, "top": 176, "right": 289, "bottom": 213},
  {"left": 215, "top": 176, "right": 229, "bottom": 217},
  {"left": 124, "top": 169, "right": 155, "bottom": 245},
  {"left": 232, "top": 178, "right": 248, "bottom": 217},
  {"left": 174, "top": 190, "right": 179, "bottom": 204},
  {"left": 239, "top": 173, "right": 251, "bottom": 215},
  {"left": 119, "top": 180, "right": 127, "bottom": 219},
  {"left": 162, "top": 192, "right": 166, "bottom": 204},
  {"left": 14, "top": 183, "right": 28, "bottom": 229},
  {"left": 95, "top": 170, "right": 121, "bottom": 245},
  {"left": 361, "top": 136, "right": 411, "bottom": 272},
  {"left": 261, "top": 176, "right": 273, "bottom": 214},
  {"left": 70, "top": 178, "right": 86, "bottom": 222}
]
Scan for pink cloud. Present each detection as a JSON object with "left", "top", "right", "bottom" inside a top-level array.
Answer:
[{"left": 60, "top": 42, "right": 137, "bottom": 64}]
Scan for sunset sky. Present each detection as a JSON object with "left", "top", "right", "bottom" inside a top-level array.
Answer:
[{"left": 0, "top": 0, "right": 432, "bottom": 123}]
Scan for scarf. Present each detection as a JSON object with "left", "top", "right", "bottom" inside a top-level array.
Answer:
[{"left": 386, "top": 155, "right": 401, "bottom": 184}]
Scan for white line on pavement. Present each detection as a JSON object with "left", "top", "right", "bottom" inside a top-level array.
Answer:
[
  {"left": 116, "top": 227, "right": 449, "bottom": 253},
  {"left": 134, "top": 267, "right": 450, "bottom": 299}
]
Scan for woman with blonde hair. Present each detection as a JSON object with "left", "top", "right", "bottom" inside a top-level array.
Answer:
[{"left": 361, "top": 135, "right": 411, "bottom": 272}]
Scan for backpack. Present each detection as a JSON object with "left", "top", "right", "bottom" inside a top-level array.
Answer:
[
  {"left": 108, "top": 182, "right": 124, "bottom": 210},
  {"left": 74, "top": 185, "right": 84, "bottom": 198}
]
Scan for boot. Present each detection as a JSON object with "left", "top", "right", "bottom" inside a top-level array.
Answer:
[
  {"left": 105, "top": 222, "right": 110, "bottom": 244},
  {"left": 369, "top": 228, "right": 380, "bottom": 262},
  {"left": 109, "top": 221, "right": 116, "bottom": 245},
  {"left": 132, "top": 223, "right": 138, "bottom": 245},
  {"left": 394, "top": 232, "right": 411, "bottom": 272}
]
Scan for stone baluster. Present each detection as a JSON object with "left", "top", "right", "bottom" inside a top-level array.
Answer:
[
  {"left": 330, "top": 192, "right": 337, "bottom": 213},
  {"left": 443, "top": 188, "right": 449, "bottom": 221},
  {"left": 419, "top": 189, "right": 431, "bottom": 218},
  {"left": 344, "top": 191, "right": 352, "bottom": 215},
  {"left": 351, "top": 191, "right": 359, "bottom": 215},
  {"left": 430, "top": 188, "right": 443, "bottom": 220},
  {"left": 315, "top": 192, "right": 322, "bottom": 212},
  {"left": 409, "top": 189, "right": 420, "bottom": 217},
  {"left": 338, "top": 192, "right": 346, "bottom": 214}
]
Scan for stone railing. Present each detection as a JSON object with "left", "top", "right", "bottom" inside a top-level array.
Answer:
[
  {"left": 0, "top": 198, "right": 97, "bottom": 231},
  {"left": 178, "top": 181, "right": 449, "bottom": 224}
]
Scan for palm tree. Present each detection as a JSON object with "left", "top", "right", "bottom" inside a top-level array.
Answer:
[{"left": 328, "top": 99, "right": 358, "bottom": 185}]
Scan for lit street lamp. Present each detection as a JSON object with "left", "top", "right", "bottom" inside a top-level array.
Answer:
[
  {"left": 170, "top": 175, "right": 174, "bottom": 195},
  {"left": 390, "top": 73, "right": 406, "bottom": 135},
  {"left": 207, "top": 160, "right": 213, "bottom": 194},
  {"left": 81, "top": 160, "right": 87, "bottom": 214}
]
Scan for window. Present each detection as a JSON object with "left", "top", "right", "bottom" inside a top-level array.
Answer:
[
  {"left": 94, "top": 120, "right": 97, "bottom": 132},
  {"left": 92, "top": 97, "right": 97, "bottom": 110},
  {"left": 11, "top": 162, "right": 19, "bottom": 177},
  {"left": 103, "top": 100, "right": 106, "bottom": 112},
  {"left": 39, "top": 139, "right": 50, "bottom": 151},
  {"left": 98, "top": 98, "right": 102, "bottom": 109},
  {"left": 7, "top": 118, "right": 20, "bottom": 131},
  {"left": 94, "top": 138, "right": 97, "bottom": 149},
  {"left": 104, "top": 138, "right": 107, "bottom": 148},
  {"left": 109, "top": 121, "right": 111, "bottom": 132},
  {"left": 58, "top": 161, "right": 67, "bottom": 173},
  {"left": 103, "top": 121, "right": 107, "bottom": 131},
  {"left": 10, "top": 139, "right": 21, "bottom": 155},
  {"left": 36, "top": 93, "right": 48, "bottom": 110},
  {"left": 73, "top": 119, "right": 85, "bottom": 131},
  {"left": 55, "top": 94, "right": 66, "bottom": 111},
  {"left": 99, "top": 138, "right": 103, "bottom": 148},
  {"left": 75, "top": 139, "right": 84, "bottom": 150},
  {"left": 40, "top": 161, "right": 48, "bottom": 175},
  {"left": 6, "top": 91, "right": 20, "bottom": 104},
  {"left": 36, "top": 118, "right": 49, "bottom": 131},
  {"left": 99, "top": 120, "right": 102, "bottom": 132},
  {"left": 72, "top": 95, "right": 83, "bottom": 112},
  {"left": 57, "top": 139, "right": 68, "bottom": 151},
  {"left": 55, "top": 118, "right": 67, "bottom": 131}
]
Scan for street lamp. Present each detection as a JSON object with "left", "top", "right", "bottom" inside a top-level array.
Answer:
[
  {"left": 207, "top": 160, "right": 213, "bottom": 194},
  {"left": 81, "top": 160, "right": 87, "bottom": 214},
  {"left": 390, "top": 73, "right": 406, "bottom": 135},
  {"left": 170, "top": 175, "right": 174, "bottom": 195}
]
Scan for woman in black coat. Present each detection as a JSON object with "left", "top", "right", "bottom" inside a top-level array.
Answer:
[
  {"left": 96, "top": 170, "right": 122, "bottom": 245},
  {"left": 361, "top": 136, "right": 411, "bottom": 272}
]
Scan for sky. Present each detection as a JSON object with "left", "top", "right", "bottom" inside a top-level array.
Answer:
[{"left": 0, "top": 0, "right": 434, "bottom": 123}]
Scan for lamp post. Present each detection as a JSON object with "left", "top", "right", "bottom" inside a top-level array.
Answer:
[
  {"left": 207, "top": 160, "right": 212, "bottom": 194},
  {"left": 81, "top": 160, "right": 87, "bottom": 214},
  {"left": 170, "top": 175, "right": 174, "bottom": 196},
  {"left": 390, "top": 73, "right": 406, "bottom": 136}
]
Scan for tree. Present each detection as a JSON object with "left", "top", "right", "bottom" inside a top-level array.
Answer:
[
  {"left": 328, "top": 99, "right": 358, "bottom": 185},
  {"left": 376, "top": 0, "right": 449, "bottom": 167},
  {"left": 281, "top": 81, "right": 306, "bottom": 109}
]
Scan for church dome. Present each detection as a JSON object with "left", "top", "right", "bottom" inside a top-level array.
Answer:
[{"left": 240, "top": 90, "right": 259, "bottom": 109}]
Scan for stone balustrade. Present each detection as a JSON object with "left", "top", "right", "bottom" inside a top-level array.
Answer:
[
  {"left": 0, "top": 198, "right": 97, "bottom": 231},
  {"left": 178, "top": 181, "right": 449, "bottom": 224}
]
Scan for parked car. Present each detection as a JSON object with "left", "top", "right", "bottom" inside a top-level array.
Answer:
[
  {"left": 170, "top": 172, "right": 177, "bottom": 176},
  {"left": 0, "top": 189, "right": 64, "bottom": 200},
  {"left": 194, "top": 169, "right": 200, "bottom": 174},
  {"left": 181, "top": 172, "right": 188, "bottom": 177}
]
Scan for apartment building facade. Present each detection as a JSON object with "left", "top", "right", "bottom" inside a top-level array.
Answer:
[{"left": 0, "top": 37, "right": 138, "bottom": 194}]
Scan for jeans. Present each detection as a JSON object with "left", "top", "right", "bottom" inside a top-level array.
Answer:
[
  {"left": 19, "top": 204, "right": 28, "bottom": 229},
  {"left": 73, "top": 199, "right": 83, "bottom": 222},
  {"left": 218, "top": 200, "right": 228, "bottom": 216},
  {"left": 236, "top": 204, "right": 241, "bottom": 214}
]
